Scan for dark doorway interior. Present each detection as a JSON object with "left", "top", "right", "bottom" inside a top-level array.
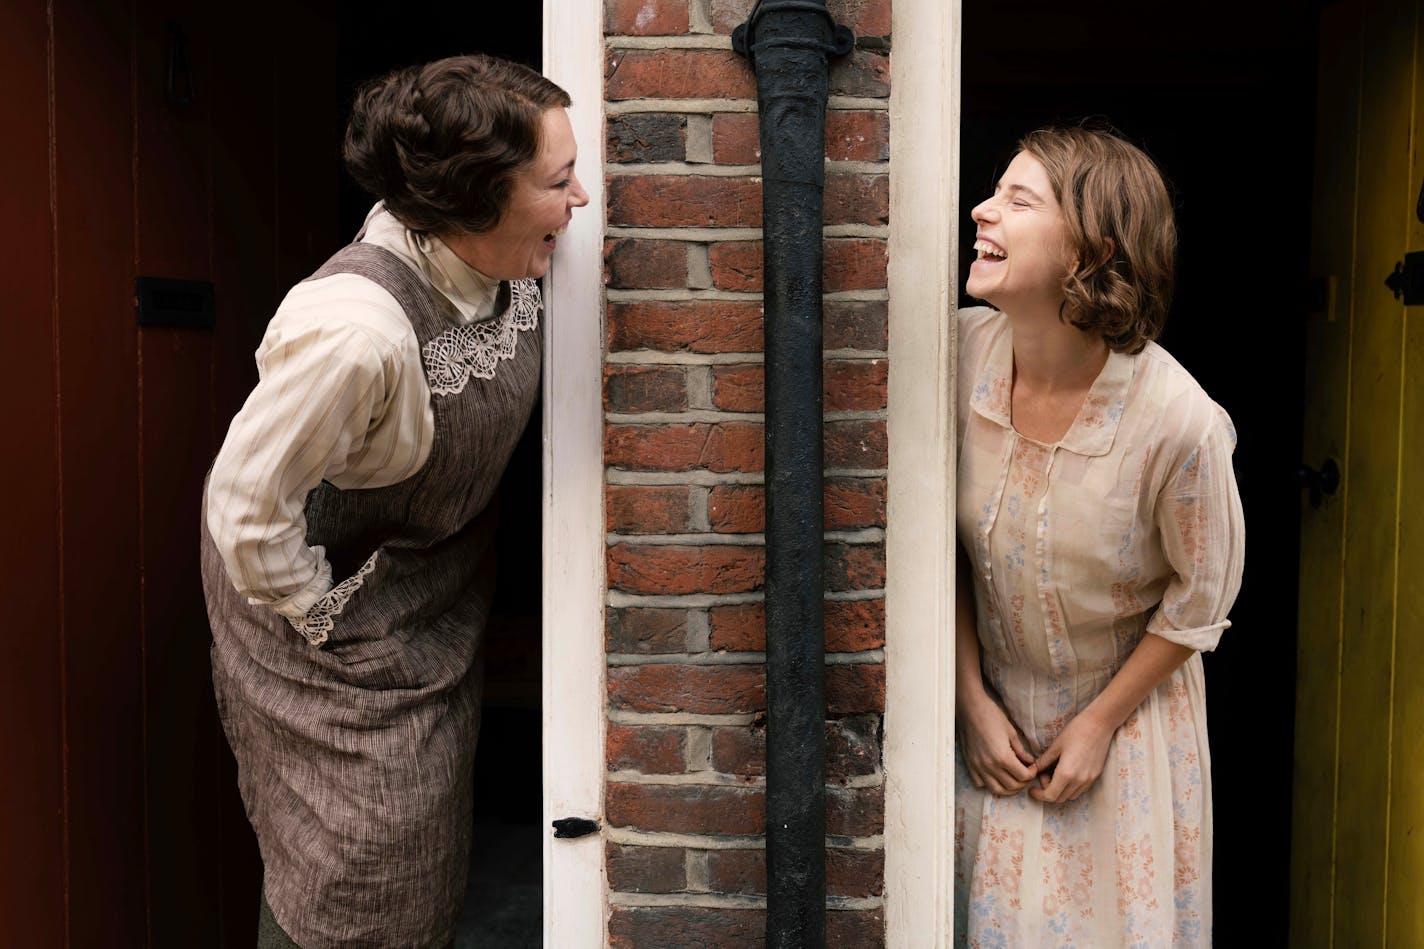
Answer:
[
  {"left": 960, "top": 3, "right": 1317, "bottom": 944},
  {"left": 335, "top": 5, "right": 546, "bottom": 947}
]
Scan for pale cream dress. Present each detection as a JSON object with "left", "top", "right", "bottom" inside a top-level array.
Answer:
[{"left": 953, "top": 306, "right": 1245, "bottom": 947}]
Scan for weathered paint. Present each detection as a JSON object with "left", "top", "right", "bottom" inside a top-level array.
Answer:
[{"left": 1292, "top": 0, "right": 1424, "bottom": 944}]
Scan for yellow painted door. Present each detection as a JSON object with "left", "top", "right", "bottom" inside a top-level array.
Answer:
[{"left": 1291, "top": 0, "right": 1424, "bottom": 944}]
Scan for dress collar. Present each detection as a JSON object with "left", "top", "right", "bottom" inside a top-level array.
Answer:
[
  {"left": 968, "top": 314, "right": 1135, "bottom": 457},
  {"left": 360, "top": 203, "right": 501, "bottom": 325}
]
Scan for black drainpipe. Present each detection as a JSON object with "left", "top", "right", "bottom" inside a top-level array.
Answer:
[{"left": 732, "top": 4, "right": 853, "bottom": 946}]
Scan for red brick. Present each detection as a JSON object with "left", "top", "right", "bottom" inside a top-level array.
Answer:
[
  {"left": 829, "top": 908, "right": 886, "bottom": 948},
  {"left": 606, "top": 843, "right": 687, "bottom": 894},
  {"left": 708, "top": 601, "right": 763, "bottom": 651},
  {"left": 825, "top": 359, "right": 886, "bottom": 411},
  {"left": 827, "top": 785, "right": 884, "bottom": 836},
  {"left": 825, "top": 598, "right": 885, "bottom": 651},
  {"left": 827, "top": 109, "right": 890, "bottom": 160},
  {"left": 711, "top": 0, "right": 891, "bottom": 38},
  {"left": 705, "top": 480, "right": 882, "bottom": 534},
  {"left": 607, "top": 723, "right": 688, "bottom": 774},
  {"left": 825, "top": 174, "right": 889, "bottom": 225},
  {"left": 713, "top": 110, "right": 889, "bottom": 164},
  {"left": 707, "top": 483, "right": 763, "bottom": 534},
  {"left": 826, "top": 300, "right": 887, "bottom": 351},
  {"left": 709, "top": 360, "right": 886, "bottom": 412},
  {"left": 826, "top": 662, "right": 885, "bottom": 714},
  {"left": 708, "top": 237, "right": 887, "bottom": 292},
  {"left": 605, "top": 0, "right": 690, "bottom": 36},
  {"left": 704, "top": 847, "right": 883, "bottom": 898},
  {"left": 610, "top": 907, "right": 763, "bottom": 949},
  {"left": 605, "top": 422, "right": 764, "bottom": 473},
  {"left": 605, "top": 238, "right": 687, "bottom": 288},
  {"left": 607, "top": 113, "right": 687, "bottom": 163},
  {"left": 711, "top": 713, "right": 882, "bottom": 779},
  {"left": 608, "top": 300, "right": 764, "bottom": 354},
  {"left": 606, "top": 484, "right": 691, "bottom": 535},
  {"left": 710, "top": 113, "right": 761, "bottom": 165},
  {"left": 824, "top": 541, "right": 884, "bottom": 591},
  {"left": 823, "top": 477, "right": 886, "bottom": 530},
  {"left": 606, "top": 48, "right": 754, "bottom": 100},
  {"left": 607, "top": 606, "right": 690, "bottom": 654},
  {"left": 606, "top": 782, "right": 764, "bottom": 834},
  {"left": 707, "top": 599, "right": 884, "bottom": 652},
  {"left": 825, "top": 418, "right": 887, "bottom": 468},
  {"left": 829, "top": 49, "right": 890, "bottom": 98},
  {"left": 604, "top": 365, "right": 688, "bottom": 415},
  {"left": 608, "top": 543, "right": 764, "bottom": 595},
  {"left": 608, "top": 175, "right": 762, "bottom": 227},
  {"left": 608, "top": 663, "right": 766, "bottom": 714},
  {"left": 709, "top": 363, "right": 763, "bottom": 413}
]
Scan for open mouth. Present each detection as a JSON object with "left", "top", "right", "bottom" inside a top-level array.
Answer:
[
  {"left": 973, "top": 238, "right": 1006, "bottom": 262},
  {"left": 542, "top": 222, "right": 570, "bottom": 247}
]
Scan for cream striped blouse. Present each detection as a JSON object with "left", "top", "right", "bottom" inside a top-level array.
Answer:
[{"left": 206, "top": 204, "right": 502, "bottom": 619}]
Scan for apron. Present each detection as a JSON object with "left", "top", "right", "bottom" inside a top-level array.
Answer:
[{"left": 201, "top": 242, "right": 541, "bottom": 949}]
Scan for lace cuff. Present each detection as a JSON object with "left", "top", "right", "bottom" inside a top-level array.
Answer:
[{"left": 286, "top": 551, "right": 380, "bottom": 647}]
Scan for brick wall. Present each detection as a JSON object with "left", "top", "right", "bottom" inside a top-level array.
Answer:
[{"left": 601, "top": 0, "right": 891, "bottom": 944}]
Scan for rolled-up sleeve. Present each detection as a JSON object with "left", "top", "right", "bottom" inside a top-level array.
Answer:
[
  {"left": 206, "top": 316, "right": 396, "bottom": 615},
  {"left": 1145, "top": 409, "right": 1246, "bottom": 652}
]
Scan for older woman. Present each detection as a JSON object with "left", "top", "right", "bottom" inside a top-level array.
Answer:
[
  {"left": 201, "top": 54, "right": 587, "bottom": 949},
  {"left": 953, "top": 126, "right": 1244, "bottom": 946}
]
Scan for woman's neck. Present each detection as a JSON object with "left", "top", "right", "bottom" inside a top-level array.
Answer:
[{"left": 1006, "top": 303, "right": 1109, "bottom": 394}]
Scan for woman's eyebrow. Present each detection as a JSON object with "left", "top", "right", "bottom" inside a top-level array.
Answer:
[{"left": 1002, "top": 183, "right": 1046, "bottom": 203}]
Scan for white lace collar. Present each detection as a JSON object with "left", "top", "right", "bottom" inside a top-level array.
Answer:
[{"left": 422, "top": 279, "right": 541, "bottom": 397}]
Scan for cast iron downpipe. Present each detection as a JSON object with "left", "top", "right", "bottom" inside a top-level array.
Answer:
[{"left": 732, "top": 4, "right": 853, "bottom": 946}]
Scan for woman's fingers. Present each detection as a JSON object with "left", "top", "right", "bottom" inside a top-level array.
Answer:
[{"left": 1008, "top": 732, "right": 1035, "bottom": 767}]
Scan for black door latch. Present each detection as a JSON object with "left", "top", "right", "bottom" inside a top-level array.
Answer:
[
  {"left": 552, "top": 817, "right": 601, "bottom": 839},
  {"left": 1385, "top": 251, "right": 1424, "bottom": 304}
]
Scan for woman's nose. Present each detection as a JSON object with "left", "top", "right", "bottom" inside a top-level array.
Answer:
[
  {"left": 971, "top": 198, "right": 995, "bottom": 225},
  {"left": 570, "top": 174, "right": 590, "bottom": 208}
]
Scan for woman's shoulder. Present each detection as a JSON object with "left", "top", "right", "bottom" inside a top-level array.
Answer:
[
  {"left": 955, "top": 305, "right": 1006, "bottom": 368},
  {"left": 1131, "top": 341, "right": 1236, "bottom": 453},
  {"left": 264, "top": 272, "right": 417, "bottom": 359}
]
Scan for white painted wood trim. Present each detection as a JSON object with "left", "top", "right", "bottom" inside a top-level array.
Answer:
[
  {"left": 542, "top": 0, "right": 609, "bottom": 944},
  {"left": 883, "top": 0, "right": 961, "bottom": 944}
]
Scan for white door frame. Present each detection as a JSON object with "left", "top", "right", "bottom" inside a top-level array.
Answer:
[
  {"left": 540, "top": 0, "right": 962, "bottom": 943},
  {"left": 883, "top": 0, "right": 961, "bottom": 944},
  {"left": 541, "top": 0, "right": 609, "bottom": 944}
]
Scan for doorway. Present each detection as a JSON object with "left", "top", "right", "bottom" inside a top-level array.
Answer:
[
  {"left": 335, "top": 5, "right": 546, "bottom": 945},
  {"left": 959, "top": 2, "right": 1317, "bottom": 942}
]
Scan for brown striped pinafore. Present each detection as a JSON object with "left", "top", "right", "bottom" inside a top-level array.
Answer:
[{"left": 200, "top": 242, "right": 540, "bottom": 949}]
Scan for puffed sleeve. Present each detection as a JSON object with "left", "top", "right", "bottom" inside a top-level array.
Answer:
[
  {"left": 206, "top": 315, "right": 398, "bottom": 619},
  {"left": 1144, "top": 407, "right": 1245, "bottom": 652}
]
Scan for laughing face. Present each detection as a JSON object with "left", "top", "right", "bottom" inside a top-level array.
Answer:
[
  {"left": 966, "top": 151, "right": 1072, "bottom": 313},
  {"left": 448, "top": 107, "right": 589, "bottom": 280}
]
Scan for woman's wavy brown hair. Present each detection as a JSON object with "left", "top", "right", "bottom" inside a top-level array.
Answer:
[
  {"left": 1018, "top": 125, "right": 1176, "bottom": 353},
  {"left": 344, "top": 54, "right": 571, "bottom": 236}
]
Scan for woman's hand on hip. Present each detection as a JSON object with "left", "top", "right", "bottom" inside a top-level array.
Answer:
[
  {"left": 958, "top": 693, "right": 1038, "bottom": 796},
  {"left": 1028, "top": 710, "right": 1114, "bottom": 804}
]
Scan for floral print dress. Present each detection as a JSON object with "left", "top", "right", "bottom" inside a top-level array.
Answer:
[{"left": 953, "top": 307, "right": 1244, "bottom": 947}]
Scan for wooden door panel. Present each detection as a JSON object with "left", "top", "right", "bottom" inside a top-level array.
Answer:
[
  {"left": 52, "top": 0, "right": 148, "bottom": 944},
  {"left": 1387, "top": 5, "right": 1424, "bottom": 942},
  {"left": 1334, "top": 0, "right": 1412, "bottom": 940},
  {"left": 1290, "top": 0, "right": 1361, "bottom": 943},
  {"left": 0, "top": 0, "right": 67, "bottom": 942},
  {"left": 135, "top": 1, "right": 224, "bottom": 944}
]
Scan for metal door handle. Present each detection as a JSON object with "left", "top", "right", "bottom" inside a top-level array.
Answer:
[{"left": 1298, "top": 458, "right": 1340, "bottom": 508}]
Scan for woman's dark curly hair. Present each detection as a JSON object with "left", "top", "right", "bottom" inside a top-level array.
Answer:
[
  {"left": 344, "top": 54, "right": 571, "bottom": 236},
  {"left": 1018, "top": 125, "right": 1176, "bottom": 353}
]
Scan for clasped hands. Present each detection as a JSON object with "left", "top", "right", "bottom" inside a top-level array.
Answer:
[{"left": 957, "top": 692, "right": 1114, "bottom": 804}]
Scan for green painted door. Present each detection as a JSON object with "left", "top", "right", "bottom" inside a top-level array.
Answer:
[{"left": 1291, "top": 0, "right": 1424, "bottom": 944}]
